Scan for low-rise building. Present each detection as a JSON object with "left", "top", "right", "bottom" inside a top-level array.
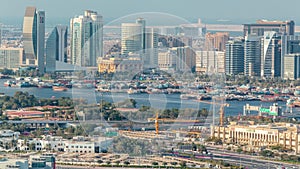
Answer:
[
  {"left": 3, "top": 110, "right": 48, "bottom": 120},
  {"left": 97, "top": 53, "right": 143, "bottom": 73},
  {"left": 64, "top": 141, "right": 95, "bottom": 153},
  {"left": 212, "top": 122, "right": 300, "bottom": 154},
  {"left": 0, "top": 158, "right": 28, "bottom": 169},
  {"left": 29, "top": 154, "right": 55, "bottom": 169}
]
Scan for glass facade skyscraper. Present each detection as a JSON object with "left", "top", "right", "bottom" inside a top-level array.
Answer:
[
  {"left": 260, "top": 31, "right": 281, "bottom": 77},
  {"left": 225, "top": 40, "right": 244, "bottom": 75},
  {"left": 22, "top": 6, "right": 45, "bottom": 73},
  {"left": 244, "top": 35, "right": 261, "bottom": 76},
  {"left": 70, "top": 10, "right": 103, "bottom": 67},
  {"left": 45, "top": 25, "right": 68, "bottom": 72}
]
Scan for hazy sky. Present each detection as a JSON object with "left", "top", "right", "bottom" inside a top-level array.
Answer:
[{"left": 1, "top": 0, "right": 300, "bottom": 25}]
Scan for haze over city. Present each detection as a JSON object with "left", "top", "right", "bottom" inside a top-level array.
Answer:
[
  {"left": 1, "top": 0, "right": 300, "bottom": 25},
  {"left": 0, "top": 0, "right": 300, "bottom": 169}
]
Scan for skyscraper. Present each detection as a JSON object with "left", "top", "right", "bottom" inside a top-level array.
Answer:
[
  {"left": 225, "top": 40, "right": 244, "bottom": 75},
  {"left": 45, "top": 25, "right": 68, "bottom": 72},
  {"left": 243, "top": 20, "right": 295, "bottom": 36},
  {"left": 70, "top": 10, "right": 103, "bottom": 67},
  {"left": 281, "top": 35, "right": 300, "bottom": 77},
  {"left": 136, "top": 18, "right": 146, "bottom": 51},
  {"left": 284, "top": 54, "right": 300, "bottom": 80},
  {"left": 121, "top": 23, "right": 143, "bottom": 55},
  {"left": 244, "top": 35, "right": 261, "bottom": 76},
  {"left": 260, "top": 31, "right": 281, "bottom": 78},
  {"left": 22, "top": 6, "right": 45, "bottom": 73},
  {"left": 145, "top": 27, "right": 158, "bottom": 68},
  {"left": 171, "top": 46, "right": 196, "bottom": 72},
  {"left": 121, "top": 18, "right": 158, "bottom": 68}
]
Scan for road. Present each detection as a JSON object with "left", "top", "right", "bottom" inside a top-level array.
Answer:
[{"left": 206, "top": 146, "right": 299, "bottom": 169}]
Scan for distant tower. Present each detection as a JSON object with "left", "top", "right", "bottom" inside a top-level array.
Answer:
[
  {"left": 121, "top": 23, "right": 143, "bottom": 55},
  {"left": 136, "top": 18, "right": 146, "bottom": 51},
  {"left": 145, "top": 27, "right": 159, "bottom": 68},
  {"left": 45, "top": 25, "right": 68, "bottom": 72},
  {"left": 22, "top": 6, "right": 45, "bottom": 73},
  {"left": 244, "top": 35, "right": 261, "bottom": 76},
  {"left": 281, "top": 35, "right": 300, "bottom": 78},
  {"left": 225, "top": 40, "right": 244, "bottom": 75},
  {"left": 70, "top": 10, "right": 103, "bottom": 67},
  {"left": 260, "top": 31, "right": 281, "bottom": 78}
]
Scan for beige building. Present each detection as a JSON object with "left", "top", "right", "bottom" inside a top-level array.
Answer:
[
  {"left": 284, "top": 53, "right": 300, "bottom": 80},
  {"left": 171, "top": 46, "right": 196, "bottom": 72},
  {"left": 0, "top": 48, "right": 24, "bottom": 70},
  {"left": 205, "top": 32, "right": 229, "bottom": 51},
  {"left": 212, "top": 122, "right": 300, "bottom": 154},
  {"left": 97, "top": 54, "right": 143, "bottom": 73},
  {"left": 158, "top": 50, "right": 177, "bottom": 72},
  {"left": 195, "top": 51, "right": 225, "bottom": 73}
]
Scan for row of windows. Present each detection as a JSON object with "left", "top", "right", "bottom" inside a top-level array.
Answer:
[{"left": 66, "top": 145, "right": 92, "bottom": 149}]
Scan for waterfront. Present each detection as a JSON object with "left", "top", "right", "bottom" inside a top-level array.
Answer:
[{"left": 0, "top": 79, "right": 296, "bottom": 117}]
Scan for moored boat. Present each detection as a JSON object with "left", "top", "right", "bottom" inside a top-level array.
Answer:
[{"left": 52, "top": 86, "right": 68, "bottom": 91}]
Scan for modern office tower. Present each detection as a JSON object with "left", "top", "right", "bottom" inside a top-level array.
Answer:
[
  {"left": 45, "top": 25, "right": 68, "bottom": 72},
  {"left": 196, "top": 51, "right": 225, "bottom": 74},
  {"left": 283, "top": 54, "right": 300, "bottom": 80},
  {"left": 0, "top": 48, "right": 24, "bottom": 70},
  {"left": 205, "top": 32, "right": 229, "bottom": 51},
  {"left": 145, "top": 27, "right": 158, "bottom": 68},
  {"left": 70, "top": 10, "right": 103, "bottom": 67},
  {"left": 136, "top": 18, "right": 146, "bottom": 51},
  {"left": 225, "top": 40, "right": 245, "bottom": 75},
  {"left": 260, "top": 31, "right": 281, "bottom": 78},
  {"left": 171, "top": 46, "right": 196, "bottom": 72},
  {"left": 121, "top": 23, "right": 143, "bottom": 55},
  {"left": 22, "top": 6, "right": 45, "bottom": 73},
  {"left": 244, "top": 35, "right": 261, "bottom": 76},
  {"left": 281, "top": 35, "right": 300, "bottom": 77},
  {"left": 243, "top": 20, "right": 295, "bottom": 36}
]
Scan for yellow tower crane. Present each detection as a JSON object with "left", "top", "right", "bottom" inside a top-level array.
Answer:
[
  {"left": 148, "top": 112, "right": 201, "bottom": 135},
  {"left": 197, "top": 100, "right": 229, "bottom": 126}
]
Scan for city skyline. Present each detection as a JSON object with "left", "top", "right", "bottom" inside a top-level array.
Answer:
[{"left": 1, "top": 0, "right": 300, "bottom": 25}]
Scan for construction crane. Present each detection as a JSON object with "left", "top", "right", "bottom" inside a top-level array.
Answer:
[
  {"left": 148, "top": 112, "right": 201, "bottom": 135},
  {"left": 198, "top": 99, "right": 229, "bottom": 126}
]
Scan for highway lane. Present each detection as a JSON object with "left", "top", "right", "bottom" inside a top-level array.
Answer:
[{"left": 206, "top": 147, "right": 299, "bottom": 169}]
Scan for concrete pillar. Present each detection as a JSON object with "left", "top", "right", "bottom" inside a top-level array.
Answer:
[{"left": 223, "top": 127, "right": 226, "bottom": 143}]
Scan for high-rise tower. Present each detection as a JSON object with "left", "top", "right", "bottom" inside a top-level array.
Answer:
[
  {"left": 45, "top": 25, "right": 68, "bottom": 72},
  {"left": 225, "top": 40, "right": 244, "bottom": 75},
  {"left": 260, "top": 31, "right": 281, "bottom": 77},
  {"left": 121, "top": 23, "right": 143, "bottom": 55},
  {"left": 22, "top": 6, "right": 45, "bottom": 73},
  {"left": 244, "top": 35, "right": 261, "bottom": 76},
  {"left": 70, "top": 10, "right": 103, "bottom": 67}
]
